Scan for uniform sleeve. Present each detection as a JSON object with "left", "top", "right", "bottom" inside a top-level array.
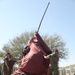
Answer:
[{"left": 47, "top": 53, "right": 55, "bottom": 58}]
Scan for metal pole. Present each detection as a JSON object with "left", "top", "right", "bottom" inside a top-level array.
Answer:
[{"left": 37, "top": 2, "right": 50, "bottom": 32}]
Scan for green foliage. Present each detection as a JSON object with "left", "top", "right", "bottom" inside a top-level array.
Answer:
[
  {"left": 43, "top": 34, "right": 68, "bottom": 59},
  {"left": 1, "top": 31, "right": 68, "bottom": 60},
  {"left": 0, "top": 51, "right": 6, "bottom": 58},
  {"left": 2, "top": 31, "right": 34, "bottom": 58}
]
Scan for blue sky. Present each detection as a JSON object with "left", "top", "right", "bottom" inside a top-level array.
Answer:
[{"left": 0, "top": 0, "right": 75, "bottom": 67}]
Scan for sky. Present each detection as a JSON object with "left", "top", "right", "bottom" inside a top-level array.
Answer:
[{"left": 0, "top": 0, "right": 75, "bottom": 67}]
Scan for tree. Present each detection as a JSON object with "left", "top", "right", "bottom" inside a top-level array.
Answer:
[
  {"left": 1, "top": 31, "right": 68, "bottom": 59},
  {"left": 43, "top": 34, "right": 68, "bottom": 59},
  {"left": 0, "top": 31, "right": 68, "bottom": 75}
]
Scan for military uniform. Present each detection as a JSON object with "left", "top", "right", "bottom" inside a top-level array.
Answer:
[
  {"left": 3, "top": 57, "right": 16, "bottom": 75},
  {"left": 3, "top": 58, "right": 10, "bottom": 75},
  {"left": 48, "top": 51, "right": 59, "bottom": 75}
]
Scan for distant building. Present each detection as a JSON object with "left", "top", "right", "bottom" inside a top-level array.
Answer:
[{"left": 59, "top": 64, "right": 75, "bottom": 75}]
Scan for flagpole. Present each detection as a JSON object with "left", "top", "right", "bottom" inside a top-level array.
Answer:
[{"left": 37, "top": 2, "right": 50, "bottom": 32}]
